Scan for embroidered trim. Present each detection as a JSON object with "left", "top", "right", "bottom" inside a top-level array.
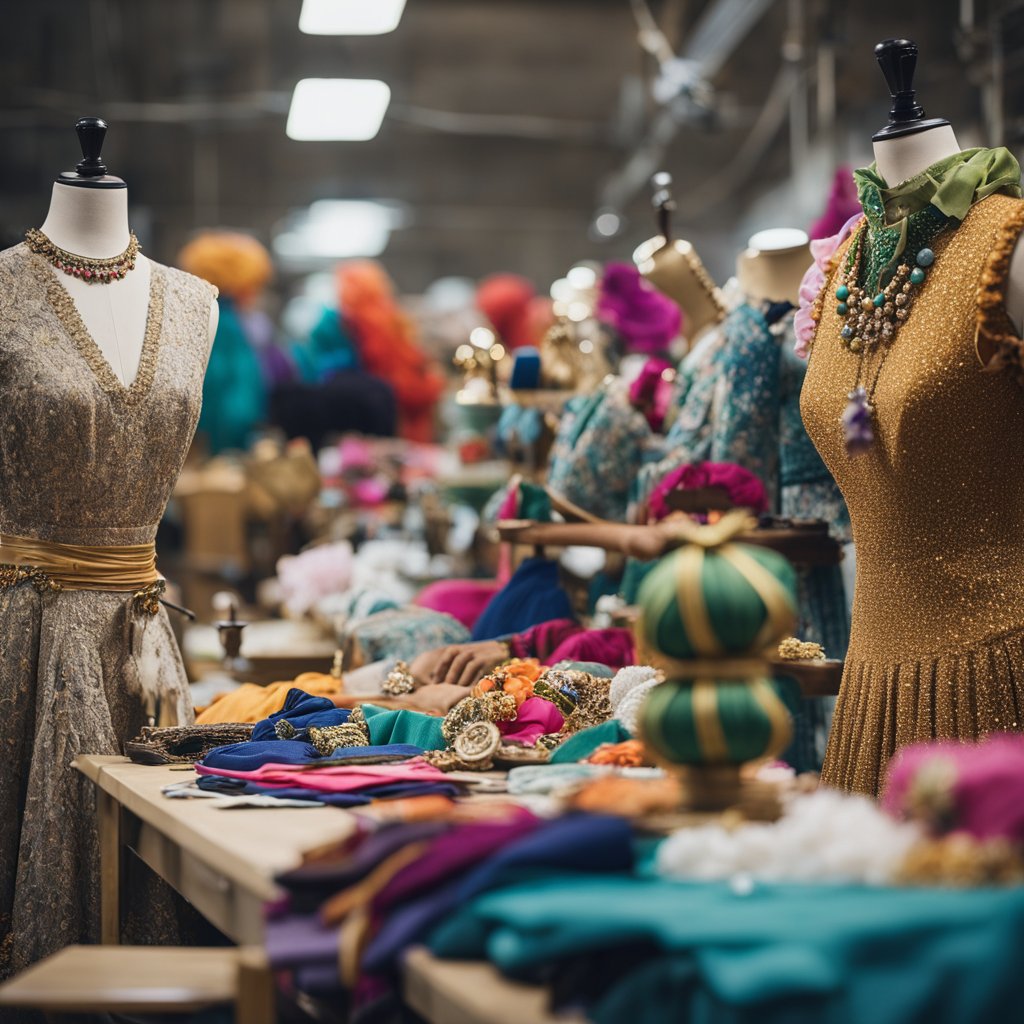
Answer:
[
  {"left": 28, "top": 247, "right": 165, "bottom": 406},
  {"left": 976, "top": 202, "right": 1024, "bottom": 381}
]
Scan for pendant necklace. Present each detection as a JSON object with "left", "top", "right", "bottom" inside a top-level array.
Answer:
[
  {"left": 25, "top": 227, "right": 140, "bottom": 283},
  {"left": 827, "top": 221, "right": 938, "bottom": 456}
]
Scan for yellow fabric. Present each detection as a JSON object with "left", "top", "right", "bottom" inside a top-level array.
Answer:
[
  {"left": 195, "top": 672, "right": 341, "bottom": 724},
  {"left": 0, "top": 533, "right": 159, "bottom": 590}
]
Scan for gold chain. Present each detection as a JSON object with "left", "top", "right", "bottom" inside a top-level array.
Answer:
[{"left": 25, "top": 227, "right": 140, "bottom": 283}]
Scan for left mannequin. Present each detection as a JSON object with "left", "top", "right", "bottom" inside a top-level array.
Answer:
[{"left": 37, "top": 118, "right": 217, "bottom": 385}]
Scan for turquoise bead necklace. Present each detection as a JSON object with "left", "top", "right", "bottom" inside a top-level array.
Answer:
[{"left": 833, "top": 223, "right": 936, "bottom": 355}]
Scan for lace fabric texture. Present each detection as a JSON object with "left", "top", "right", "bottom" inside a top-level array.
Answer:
[{"left": 0, "top": 243, "right": 215, "bottom": 982}]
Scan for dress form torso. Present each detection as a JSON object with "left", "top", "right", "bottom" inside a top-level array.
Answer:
[
  {"left": 38, "top": 183, "right": 217, "bottom": 387},
  {"left": 873, "top": 125, "right": 1024, "bottom": 333}
]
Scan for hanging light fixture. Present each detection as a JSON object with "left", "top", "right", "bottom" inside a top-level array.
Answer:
[
  {"left": 299, "top": 0, "right": 407, "bottom": 35},
  {"left": 286, "top": 79, "right": 392, "bottom": 141}
]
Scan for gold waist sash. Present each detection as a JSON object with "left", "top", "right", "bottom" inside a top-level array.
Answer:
[{"left": 0, "top": 533, "right": 161, "bottom": 591}]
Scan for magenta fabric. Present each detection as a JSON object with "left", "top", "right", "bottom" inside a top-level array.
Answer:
[
  {"left": 368, "top": 808, "right": 541, "bottom": 915},
  {"left": 809, "top": 165, "right": 861, "bottom": 240},
  {"left": 414, "top": 579, "right": 501, "bottom": 631},
  {"left": 194, "top": 759, "right": 449, "bottom": 794},
  {"left": 882, "top": 733, "right": 1024, "bottom": 843},
  {"left": 648, "top": 460, "right": 768, "bottom": 521},
  {"left": 628, "top": 357, "right": 676, "bottom": 432},
  {"left": 507, "top": 618, "right": 583, "bottom": 661},
  {"left": 596, "top": 263, "right": 682, "bottom": 355},
  {"left": 498, "top": 696, "right": 565, "bottom": 744},
  {"left": 545, "top": 627, "right": 636, "bottom": 671}
]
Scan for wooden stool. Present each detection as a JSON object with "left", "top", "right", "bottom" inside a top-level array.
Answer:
[{"left": 0, "top": 945, "right": 274, "bottom": 1023}]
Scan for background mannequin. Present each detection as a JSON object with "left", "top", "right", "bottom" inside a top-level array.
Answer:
[
  {"left": 37, "top": 119, "right": 217, "bottom": 387},
  {"left": 869, "top": 39, "right": 1024, "bottom": 337},
  {"left": 736, "top": 228, "right": 811, "bottom": 305}
]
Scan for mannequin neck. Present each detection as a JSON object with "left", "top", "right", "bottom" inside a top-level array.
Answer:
[
  {"left": 39, "top": 182, "right": 131, "bottom": 258},
  {"left": 872, "top": 124, "right": 961, "bottom": 187}
]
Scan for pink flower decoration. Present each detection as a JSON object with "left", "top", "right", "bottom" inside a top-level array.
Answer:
[
  {"left": 628, "top": 357, "right": 676, "bottom": 432},
  {"left": 597, "top": 263, "right": 683, "bottom": 355},
  {"left": 648, "top": 461, "right": 768, "bottom": 521},
  {"left": 794, "top": 212, "right": 861, "bottom": 359}
]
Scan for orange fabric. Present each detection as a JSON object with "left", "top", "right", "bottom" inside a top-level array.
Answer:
[
  {"left": 178, "top": 231, "right": 272, "bottom": 305},
  {"left": 195, "top": 671, "right": 341, "bottom": 724},
  {"left": 336, "top": 261, "right": 444, "bottom": 443}
]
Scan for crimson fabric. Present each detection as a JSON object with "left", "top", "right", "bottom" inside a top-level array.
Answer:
[
  {"left": 507, "top": 618, "right": 583, "bottom": 661},
  {"left": 497, "top": 697, "right": 565, "bottom": 744},
  {"left": 545, "top": 627, "right": 636, "bottom": 670}
]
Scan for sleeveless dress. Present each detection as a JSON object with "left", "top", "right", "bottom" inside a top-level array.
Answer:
[
  {"left": 0, "top": 242, "right": 214, "bottom": 978},
  {"left": 801, "top": 193, "right": 1024, "bottom": 795}
]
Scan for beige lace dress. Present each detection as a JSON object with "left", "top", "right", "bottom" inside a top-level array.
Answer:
[{"left": 0, "top": 242, "right": 215, "bottom": 980}]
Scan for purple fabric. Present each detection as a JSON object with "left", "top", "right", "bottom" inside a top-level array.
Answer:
[
  {"left": 370, "top": 809, "right": 542, "bottom": 914},
  {"left": 596, "top": 262, "right": 682, "bottom": 354},
  {"left": 507, "top": 618, "right": 583, "bottom": 661},
  {"left": 545, "top": 627, "right": 636, "bottom": 670},
  {"left": 266, "top": 913, "right": 339, "bottom": 969},
  {"left": 195, "top": 774, "right": 458, "bottom": 806},
  {"left": 362, "top": 813, "right": 635, "bottom": 973},
  {"left": 498, "top": 696, "right": 565, "bottom": 744},
  {"left": 882, "top": 733, "right": 1024, "bottom": 843}
]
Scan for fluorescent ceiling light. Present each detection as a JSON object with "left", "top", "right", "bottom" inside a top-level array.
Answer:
[
  {"left": 299, "top": 0, "right": 407, "bottom": 35},
  {"left": 286, "top": 79, "right": 391, "bottom": 141},
  {"left": 273, "top": 200, "right": 406, "bottom": 261}
]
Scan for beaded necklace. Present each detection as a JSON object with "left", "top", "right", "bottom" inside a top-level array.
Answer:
[
  {"left": 831, "top": 209, "right": 948, "bottom": 456},
  {"left": 25, "top": 227, "right": 139, "bottom": 283}
]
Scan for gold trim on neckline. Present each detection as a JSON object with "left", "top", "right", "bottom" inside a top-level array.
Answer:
[{"left": 27, "top": 246, "right": 164, "bottom": 405}]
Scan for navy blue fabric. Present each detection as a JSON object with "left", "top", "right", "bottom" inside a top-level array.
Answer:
[
  {"left": 201, "top": 739, "right": 322, "bottom": 770},
  {"left": 471, "top": 557, "right": 574, "bottom": 641},
  {"left": 200, "top": 741, "right": 424, "bottom": 772},
  {"left": 251, "top": 689, "right": 349, "bottom": 740},
  {"left": 362, "top": 813, "right": 634, "bottom": 973}
]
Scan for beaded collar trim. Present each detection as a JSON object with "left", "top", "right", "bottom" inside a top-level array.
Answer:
[{"left": 25, "top": 227, "right": 139, "bottom": 283}]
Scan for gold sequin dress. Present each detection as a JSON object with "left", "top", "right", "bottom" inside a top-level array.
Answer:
[
  {"left": 802, "top": 193, "right": 1024, "bottom": 795},
  {"left": 0, "top": 243, "right": 215, "bottom": 979}
]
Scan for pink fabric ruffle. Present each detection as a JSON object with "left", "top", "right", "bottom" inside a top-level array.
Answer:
[
  {"left": 794, "top": 212, "right": 861, "bottom": 359},
  {"left": 648, "top": 461, "right": 768, "bottom": 522},
  {"left": 882, "top": 733, "right": 1024, "bottom": 843}
]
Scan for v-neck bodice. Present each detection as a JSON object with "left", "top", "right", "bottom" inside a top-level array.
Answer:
[{"left": 0, "top": 243, "right": 216, "bottom": 545}]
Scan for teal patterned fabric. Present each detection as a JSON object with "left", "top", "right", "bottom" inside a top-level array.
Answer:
[{"left": 547, "top": 378, "right": 656, "bottom": 522}]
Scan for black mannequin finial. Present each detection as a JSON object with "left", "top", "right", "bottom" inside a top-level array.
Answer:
[
  {"left": 55, "top": 116, "right": 126, "bottom": 189},
  {"left": 871, "top": 38, "right": 950, "bottom": 141},
  {"left": 75, "top": 117, "right": 107, "bottom": 177},
  {"left": 651, "top": 172, "right": 675, "bottom": 242}
]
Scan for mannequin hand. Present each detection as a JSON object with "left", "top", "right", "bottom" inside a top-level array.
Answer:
[
  {"left": 425, "top": 640, "right": 510, "bottom": 688},
  {"left": 402, "top": 684, "right": 473, "bottom": 715}
]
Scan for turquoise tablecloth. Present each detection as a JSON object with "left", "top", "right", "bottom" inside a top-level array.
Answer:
[{"left": 428, "top": 873, "right": 1024, "bottom": 1024}]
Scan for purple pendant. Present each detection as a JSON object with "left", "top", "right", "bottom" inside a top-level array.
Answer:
[{"left": 841, "top": 386, "right": 874, "bottom": 457}]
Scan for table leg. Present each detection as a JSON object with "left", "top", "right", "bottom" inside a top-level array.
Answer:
[
  {"left": 98, "top": 789, "right": 122, "bottom": 945},
  {"left": 235, "top": 947, "right": 276, "bottom": 1024}
]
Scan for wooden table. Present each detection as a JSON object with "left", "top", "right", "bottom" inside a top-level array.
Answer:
[{"left": 75, "top": 755, "right": 579, "bottom": 1024}]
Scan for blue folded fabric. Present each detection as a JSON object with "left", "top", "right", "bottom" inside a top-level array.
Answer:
[
  {"left": 251, "top": 688, "right": 350, "bottom": 741},
  {"left": 201, "top": 740, "right": 424, "bottom": 772},
  {"left": 471, "top": 557, "right": 574, "bottom": 641}
]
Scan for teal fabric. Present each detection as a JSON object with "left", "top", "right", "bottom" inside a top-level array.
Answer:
[
  {"left": 551, "top": 660, "right": 615, "bottom": 679},
  {"left": 198, "top": 298, "right": 267, "bottom": 453},
  {"left": 428, "top": 875, "right": 1024, "bottom": 1024},
  {"left": 294, "top": 305, "right": 359, "bottom": 383},
  {"left": 550, "top": 721, "right": 632, "bottom": 763},
  {"left": 361, "top": 704, "right": 446, "bottom": 751}
]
